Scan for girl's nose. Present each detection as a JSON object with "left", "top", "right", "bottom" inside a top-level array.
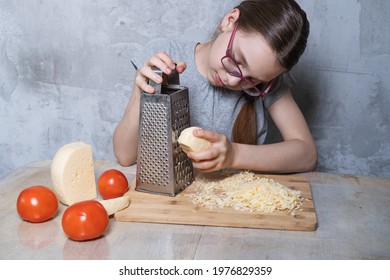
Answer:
[{"left": 227, "top": 74, "right": 241, "bottom": 87}]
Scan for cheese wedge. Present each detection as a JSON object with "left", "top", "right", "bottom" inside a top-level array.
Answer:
[
  {"left": 98, "top": 196, "right": 131, "bottom": 216},
  {"left": 51, "top": 142, "right": 97, "bottom": 205},
  {"left": 178, "top": 126, "right": 212, "bottom": 153}
]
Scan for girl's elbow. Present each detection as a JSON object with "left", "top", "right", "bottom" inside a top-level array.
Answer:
[
  {"left": 305, "top": 145, "right": 318, "bottom": 172},
  {"left": 114, "top": 152, "right": 136, "bottom": 167},
  {"left": 117, "top": 158, "right": 134, "bottom": 167}
]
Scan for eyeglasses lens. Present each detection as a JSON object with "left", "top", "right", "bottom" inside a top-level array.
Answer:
[{"left": 221, "top": 57, "right": 241, "bottom": 77}]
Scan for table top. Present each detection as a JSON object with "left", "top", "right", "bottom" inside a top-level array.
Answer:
[{"left": 1, "top": 160, "right": 389, "bottom": 260}]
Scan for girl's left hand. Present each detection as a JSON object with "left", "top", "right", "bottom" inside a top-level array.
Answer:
[{"left": 186, "top": 129, "right": 236, "bottom": 172}]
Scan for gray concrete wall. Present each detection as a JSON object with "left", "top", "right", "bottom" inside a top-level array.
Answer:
[{"left": 1, "top": 0, "right": 389, "bottom": 179}]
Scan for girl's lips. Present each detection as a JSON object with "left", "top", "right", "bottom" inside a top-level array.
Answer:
[{"left": 214, "top": 73, "right": 224, "bottom": 87}]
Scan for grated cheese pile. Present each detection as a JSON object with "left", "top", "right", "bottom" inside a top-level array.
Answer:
[{"left": 186, "top": 171, "right": 303, "bottom": 213}]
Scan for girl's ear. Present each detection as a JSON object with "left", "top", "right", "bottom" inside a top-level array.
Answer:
[{"left": 220, "top": 8, "right": 241, "bottom": 32}]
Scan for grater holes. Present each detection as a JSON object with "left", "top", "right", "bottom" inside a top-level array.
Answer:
[
  {"left": 138, "top": 101, "right": 170, "bottom": 187},
  {"left": 170, "top": 94, "right": 192, "bottom": 184},
  {"left": 138, "top": 90, "right": 193, "bottom": 194}
]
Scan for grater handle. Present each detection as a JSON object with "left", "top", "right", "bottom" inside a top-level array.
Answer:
[
  {"left": 149, "top": 67, "right": 163, "bottom": 94},
  {"left": 148, "top": 67, "right": 180, "bottom": 94},
  {"left": 166, "top": 67, "right": 180, "bottom": 86}
]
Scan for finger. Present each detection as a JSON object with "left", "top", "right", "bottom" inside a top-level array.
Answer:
[
  {"left": 148, "top": 52, "right": 176, "bottom": 74},
  {"left": 140, "top": 65, "right": 164, "bottom": 84},
  {"left": 135, "top": 74, "right": 156, "bottom": 94},
  {"left": 192, "top": 128, "right": 219, "bottom": 142},
  {"left": 187, "top": 149, "right": 216, "bottom": 162},
  {"left": 192, "top": 158, "right": 220, "bottom": 173},
  {"left": 157, "top": 51, "right": 176, "bottom": 70},
  {"left": 175, "top": 62, "right": 187, "bottom": 74}
]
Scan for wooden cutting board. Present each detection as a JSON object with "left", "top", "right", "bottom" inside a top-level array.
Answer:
[{"left": 114, "top": 173, "right": 317, "bottom": 231}]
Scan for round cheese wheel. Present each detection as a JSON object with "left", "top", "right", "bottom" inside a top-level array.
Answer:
[
  {"left": 51, "top": 142, "right": 97, "bottom": 205},
  {"left": 178, "top": 127, "right": 212, "bottom": 153}
]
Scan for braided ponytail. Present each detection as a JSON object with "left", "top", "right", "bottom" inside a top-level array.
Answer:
[{"left": 232, "top": 95, "right": 257, "bottom": 144}]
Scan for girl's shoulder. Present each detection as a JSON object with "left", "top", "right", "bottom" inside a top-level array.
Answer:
[{"left": 263, "top": 72, "right": 295, "bottom": 108}]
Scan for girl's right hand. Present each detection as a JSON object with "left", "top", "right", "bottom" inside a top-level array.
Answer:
[{"left": 135, "top": 51, "right": 187, "bottom": 94}]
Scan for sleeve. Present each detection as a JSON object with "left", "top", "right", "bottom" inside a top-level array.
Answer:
[{"left": 262, "top": 72, "right": 295, "bottom": 108}]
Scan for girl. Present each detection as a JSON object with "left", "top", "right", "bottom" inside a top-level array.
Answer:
[{"left": 113, "top": 0, "right": 317, "bottom": 173}]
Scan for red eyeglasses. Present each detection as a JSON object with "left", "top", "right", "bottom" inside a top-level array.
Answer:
[{"left": 221, "top": 23, "right": 273, "bottom": 97}]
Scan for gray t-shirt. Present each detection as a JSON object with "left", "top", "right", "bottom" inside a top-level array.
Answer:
[{"left": 132, "top": 38, "right": 294, "bottom": 144}]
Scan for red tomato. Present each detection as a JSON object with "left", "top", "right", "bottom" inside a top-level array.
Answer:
[
  {"left": 62, "top": 200, "right": 109, "bottom": 241},
  {"left": 98, "top": 169, "right": 129, "bottom": 199},
  {"left": 16, "top": 185, "right": 58, "bottom": 223}
]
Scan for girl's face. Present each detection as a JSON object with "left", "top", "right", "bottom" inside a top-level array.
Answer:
[{"left": 204, "top": 27, "right": 285, "bottom": 92}]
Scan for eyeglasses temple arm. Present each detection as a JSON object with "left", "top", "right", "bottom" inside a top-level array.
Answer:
[{"left": 226, "top": 23, "right": 238, "bottom": 55}]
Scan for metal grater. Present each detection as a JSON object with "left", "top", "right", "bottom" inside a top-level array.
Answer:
[{"left": 135, "top": 68, "right": 194, "bottom": 196}]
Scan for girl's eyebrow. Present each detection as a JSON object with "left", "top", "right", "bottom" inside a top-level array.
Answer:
[{"left": 236, "top": 47, "right": 249, "bottom": 68}]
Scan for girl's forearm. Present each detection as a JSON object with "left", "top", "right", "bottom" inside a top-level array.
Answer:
[
  {"left": 231, "top": 139, "right": 317, "bottom": 173},
  {"left": 113, "top": 87, "right": 141, "bottom": 166}
]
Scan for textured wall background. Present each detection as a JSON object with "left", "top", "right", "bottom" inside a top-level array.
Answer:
[{"left": 0, "top": 0, "right": 389, "bottom": 179}]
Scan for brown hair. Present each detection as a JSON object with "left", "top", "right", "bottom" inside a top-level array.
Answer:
[{"left": 229, "top": 0, "right": 310, "bottom": 144}]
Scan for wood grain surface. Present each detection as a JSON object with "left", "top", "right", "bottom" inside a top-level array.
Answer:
[{"left": 114, "top": 173, "right": 318, "bottom": 231}]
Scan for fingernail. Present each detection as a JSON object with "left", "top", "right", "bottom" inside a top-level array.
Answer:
[{"left": 165, "top": 68, "right": 172, "bottom": 74}]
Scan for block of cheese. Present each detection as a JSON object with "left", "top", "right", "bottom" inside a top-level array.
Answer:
[
  {"left": 98, "top": 196, "right": 131, "bottom": 216},
  {"left": 51, "top": 142, "right": 97, "bottom": 205},
  {"left": 178, "top": 126, "right": 212, "bottom": 153}
]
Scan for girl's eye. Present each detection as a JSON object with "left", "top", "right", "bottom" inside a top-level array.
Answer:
[
  {"left": 246, "top": 76, "right": 257, "bottom": 84},
  {"left": 233, "top": 55, "right": 240, "bottom": 64},
  {"left": 232, "top": 50, "right": 242, "bottom": 64}
]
